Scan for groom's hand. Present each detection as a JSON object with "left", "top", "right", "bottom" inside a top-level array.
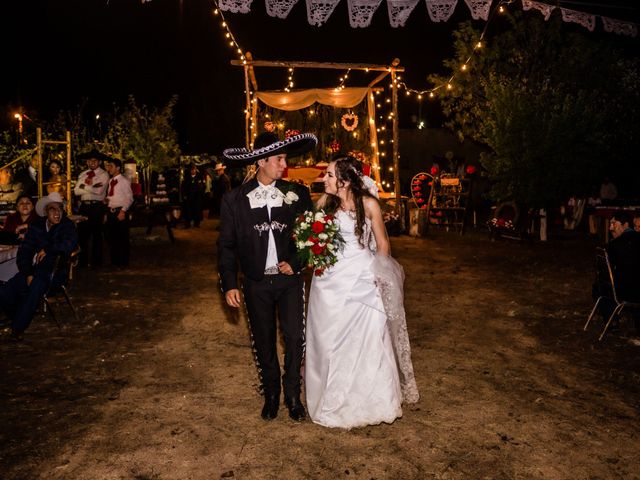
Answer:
[
  {"left": 225, "top": 289, "right": 243, "bottom": 308},
  {"left": 278, "top": 261, "right": 294, "bottom": 275}
]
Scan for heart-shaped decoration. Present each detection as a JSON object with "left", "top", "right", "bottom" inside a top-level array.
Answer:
[{"left": 341, "top": 113, "right": 359, "bottom": 132}]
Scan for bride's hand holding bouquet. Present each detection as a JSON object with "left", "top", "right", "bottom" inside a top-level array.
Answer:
[{"left": 292, "top": 209, "right": 344, "bottom": 276}]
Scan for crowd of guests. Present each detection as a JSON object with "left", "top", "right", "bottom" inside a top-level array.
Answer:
[{"left": 0, "top": 150, "right": 134, "bottom": 340}]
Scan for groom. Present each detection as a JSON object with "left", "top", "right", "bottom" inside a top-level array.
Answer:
[{"left": 218, "top": 132, "right": 316, "bottom": 421}]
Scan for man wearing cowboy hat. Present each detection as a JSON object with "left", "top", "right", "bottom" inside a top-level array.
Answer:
[
  {"left": 210, "top": 161, "right": 231, "bottom": 218},
  {"left": 218, "top": 131, "right": 316, "bottom": 421},
  {"left": 74, "top": 149, "right": 110, "bottom": 267},
  {"left": 0, "top": 192, "right": 78, "bottom": 340}
]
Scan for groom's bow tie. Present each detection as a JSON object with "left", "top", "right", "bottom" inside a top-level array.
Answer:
[{"left": 247, "top": 184, "right": 283, "bottom": 209}]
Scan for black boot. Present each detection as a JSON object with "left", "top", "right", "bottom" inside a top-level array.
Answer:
[
  {"left": 284, "top": 396, "right": 306, "bottom": 422},
  {"left": 261, "top": 392, "right": 280, "bottom": 420}
]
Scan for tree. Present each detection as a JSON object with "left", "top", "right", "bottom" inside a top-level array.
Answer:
[
  {"left": 429, "top": 12, "right": 639, "bottom": 210},
  {"left": 104, "top": 96, "right": 181, "bottom": 196}
]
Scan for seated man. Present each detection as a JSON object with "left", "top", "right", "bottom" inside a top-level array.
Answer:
[
  {"left": 0, "top": 192, "right": 78, "bottom": 340},
  {"left": 608, "top": 211, "right": 640, "bottom": 303}
]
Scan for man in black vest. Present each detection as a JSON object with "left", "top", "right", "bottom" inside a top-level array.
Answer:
[{"left": 218, "top": 132, "right": 316, "bottom": 421}]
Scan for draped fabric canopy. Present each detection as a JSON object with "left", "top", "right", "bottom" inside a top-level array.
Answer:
[{"left": 256, "top": 87, "right": 369, "bottom": 111}]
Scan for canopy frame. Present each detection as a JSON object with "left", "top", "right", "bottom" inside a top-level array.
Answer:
[{"left": 231, "top": 54, "right": 404, "bottom": 198}]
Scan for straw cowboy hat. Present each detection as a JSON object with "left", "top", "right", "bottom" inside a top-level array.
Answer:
[
  {"left": 35, "top": 192, "right": 65, "bottom": 217},
  {"left": 222, "top": 132, "right": 317, "bottom": 166}
]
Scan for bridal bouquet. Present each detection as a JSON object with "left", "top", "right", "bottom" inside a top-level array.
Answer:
[{"left": 293, "top": 209, "right": 344, "bottom": 276}]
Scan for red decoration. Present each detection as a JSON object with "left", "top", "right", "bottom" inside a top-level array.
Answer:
[
  {"left": 329, "top": 140, "right": 341, "bottom": 153},
  {"left": 285, "top": 129, "right": 300, "bottom": 139},
  {"left": 264, "top": 121, "right": 275, "bottom": 132},
  {"left": 465, "top": 165, "right": 477, "bottom": 175},
  {"left": 430, "top": 165, "right": 439, "bottom": 176}
]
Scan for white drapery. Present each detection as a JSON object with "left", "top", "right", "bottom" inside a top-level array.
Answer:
[
  {"left": 254, "top": 87, "right": 381, "bottom": 186},
  {"left": 256, "top": 87, "right": 369, "bottom": 110}
]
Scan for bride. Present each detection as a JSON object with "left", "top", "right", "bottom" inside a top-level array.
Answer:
[{"left": 305, "top": 155, "right": 419, "bottom": 429}]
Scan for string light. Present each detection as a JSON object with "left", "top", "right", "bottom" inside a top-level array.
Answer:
[
  {"left": 212, "top": 1, "right": 245, "bottom": 64},
  {"left": 335, "top": 68, "right": 351, "bottom": 91},
  {"left": 285, "top": 67, "right": 295, "bottom": 92},
  {"left": 394, "top": 0, "right": 507, "bottom": 101}
]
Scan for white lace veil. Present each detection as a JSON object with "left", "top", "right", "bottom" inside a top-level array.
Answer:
[{"left": 371, "top": 254, "right": 420, "bottom": 404}]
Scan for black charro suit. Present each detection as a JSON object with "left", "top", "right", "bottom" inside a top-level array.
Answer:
[{"left": 217, "top": 178, "right": 313, "bottom": 402}]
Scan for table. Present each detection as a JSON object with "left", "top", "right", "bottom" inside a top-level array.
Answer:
[{"left": 0, "top": 245, "right": 19, "bottom": 282}]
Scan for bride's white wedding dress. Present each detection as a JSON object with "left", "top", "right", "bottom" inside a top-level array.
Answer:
[{"left": 305, "top": 210, "right": 418, "bottom": 429}]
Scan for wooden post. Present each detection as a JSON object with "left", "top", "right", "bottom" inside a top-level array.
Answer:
[
  {"left": 243, "top": 64, "right": 251, "bottom": 149},
  {"left": 366, "top": 89, "right": 382, "bottom": 189},
  {"left": 36, "top": 128, "right": 43, "bottom": 198},
  {"left": 65, "top": 131, "right": 72, "bottom": 214},
  {"left": 390, "top": 59, "right": 401, "bottom": 213}
]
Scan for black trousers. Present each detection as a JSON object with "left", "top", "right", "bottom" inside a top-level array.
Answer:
[
  {"left": 242, "top": 273, "right": 305, "bottom": 400},
  {"left": 106, "top": 210, "right": 130, "bottom": 266},
  {"left": 78, "top": 202, "right": 105, "bottom": 266}
]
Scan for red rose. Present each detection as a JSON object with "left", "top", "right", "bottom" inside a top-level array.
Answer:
[
  {"left": 314, "top": 268, "right": 324, "bottom": 276},
  {"left": 324, "top": 214, "right": 334, "bottom": 222},
  {"left": 311, "top": 243, "right": 324, "bottom": 255},
  {"left": 311, "top": 221, "right": 325, "bottom": 233},
  {"left": 309, "top": 235, "right": 319, "bottom": 244}
]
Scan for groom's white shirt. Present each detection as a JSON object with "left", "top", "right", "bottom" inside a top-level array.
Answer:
[{"left": 258, "top": 180, "right": 279, "bottom": 271}]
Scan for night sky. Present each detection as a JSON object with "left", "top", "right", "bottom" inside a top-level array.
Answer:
[{"left": 1, "top": 0, "right": 638, "bottom": 154}]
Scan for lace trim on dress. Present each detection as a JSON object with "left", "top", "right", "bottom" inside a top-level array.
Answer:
[{"left": 371, "top": 254, "right": 420, "bottom": 404}]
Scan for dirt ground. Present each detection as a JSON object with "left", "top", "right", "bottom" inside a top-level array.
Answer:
[{"left": 1, "top": 218, "right": 639, "bottom": 480}]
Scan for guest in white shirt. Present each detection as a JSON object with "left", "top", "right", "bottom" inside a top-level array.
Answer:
[
  {"left": 104, "top": 158, "right": 134, "bottom": 267},
  {"left": 74, "top": 150, "right": 110, "bottom": 267}
]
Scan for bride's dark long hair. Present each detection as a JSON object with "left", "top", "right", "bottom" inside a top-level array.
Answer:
[{"left": 323, "top": 155, "right": 376, "bottom": 247}]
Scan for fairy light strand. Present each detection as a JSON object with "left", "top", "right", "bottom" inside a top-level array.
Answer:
[
  {"left": 212, "top": 2, "right": 246, "bottom": 65},
  {"left": 398, "top": 0, "right": 508, "bottom": 99}
]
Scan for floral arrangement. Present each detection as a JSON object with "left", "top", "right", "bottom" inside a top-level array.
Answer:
[
  {"left": 285, "top": 129, "right": 301, "bottom": 139},
  {"left": 293, "top": 209, "right": 344, "bottom": 276},
  {"left": 347, "top": 150, "right": 367, "bottom": 163},
  {"left": 489, "top": 217, "right": 514, "bottom": 229}
]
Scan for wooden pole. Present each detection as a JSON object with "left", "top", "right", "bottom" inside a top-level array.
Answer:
[
  {"left": 366, "top": 89, "right": 382, "bottom": 190},
  {"left": 243, "top": 64, "right": 251, "bottom": 149},
  {"left": 390, "top": 60, "right": 401, "bottom": 213},
  {"left": 231, "top": 59, "right": 404, "bottom": 72},
  {"left": 65, "top": 131, "right": 72, "bottom": 215},
  {"left": 36, "top": 128, "right": 43, "bottom": 198}
]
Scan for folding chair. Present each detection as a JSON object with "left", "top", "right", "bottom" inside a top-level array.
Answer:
[
  {"left": 43, "top": 247, "right": 81, "bottom": 328},
  {"left": 584, "top": 247, "right": 640, "bottom": 341}
]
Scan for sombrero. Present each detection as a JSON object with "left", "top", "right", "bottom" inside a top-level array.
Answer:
[
  {"left": 76, "top": 149, "right": 112, "bottom": 162},
  {"left": 222, "top": 132, "right": 317, "bottom": 166}
]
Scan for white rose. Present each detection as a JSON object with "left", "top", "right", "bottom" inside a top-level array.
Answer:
[
  {"left": 305, "top": 240, "right": 314, "bottom": 247},
  {"left": 284, "top": 191, "right": 299, "bottom": 204},
  {"left": 318, "top": 233, "right": 328, "bottom": 241},
  {"left": 315, "top": 211, "right": 325, "bottom": 221}
]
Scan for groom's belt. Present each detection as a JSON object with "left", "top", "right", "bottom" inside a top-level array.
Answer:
[{"left": 264, "top": 266, "right": 279, "bottom": 275}]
